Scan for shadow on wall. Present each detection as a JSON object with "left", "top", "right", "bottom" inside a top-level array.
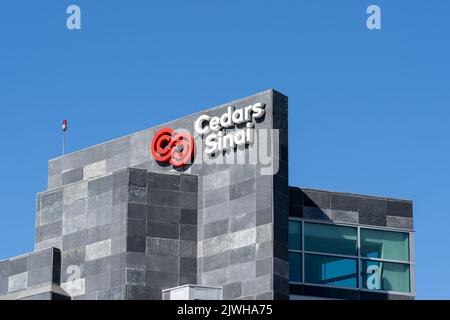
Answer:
[{"left": 289, "top": 187, "right": 333, "bottom": 222}]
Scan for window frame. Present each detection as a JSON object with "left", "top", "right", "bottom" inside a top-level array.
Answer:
[
  {"left": 360, "top": 259, "right": 412, "bottom": 293},
  {"left": 359, "top": 227, "right": 410, "bottom": 262},
  {"left": 288, "top": 217, "right": 415, "bottom": 297}
]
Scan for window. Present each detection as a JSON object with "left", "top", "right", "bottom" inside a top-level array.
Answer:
[
  {"left": 361, "top": 260, "right": 410, "bottom": 293},
  {"left": 288, "top": 220, "right": 301, "bottom": 250},
  {"left": 288, "top": 220, "right": 413, "bottom": 294},
  {"left": 361, "top": 229, "right": 410, "bottom": 261},
  {"left": 289, "top": 252, "right": 302, "bottom": 282},
  {"left": 304, "top": 222, "right": 357, "bottom": 256},
  {"left": 305, "top": 254, "right": 357, "bottom": 288}
]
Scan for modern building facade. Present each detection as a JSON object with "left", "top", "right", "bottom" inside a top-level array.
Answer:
[
  {"left": 0, "top": 90, "right": 414, "bottom": 300},
  {"left": 288, "top": 187, "right": 414, "bottom": 300}
]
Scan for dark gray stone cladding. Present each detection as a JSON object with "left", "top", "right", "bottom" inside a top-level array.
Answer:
[
  {"left": 289, "top": 187, "right": 413, "bottom": 230},
  {"left": 34, "top": 169, "right": 199, "bottom": 300},
  {"left": 0, "top": 248, "right": 66, "bottom": 299},
  {"left": 32, "top": 89, "right": 289, "bottom": 300}
]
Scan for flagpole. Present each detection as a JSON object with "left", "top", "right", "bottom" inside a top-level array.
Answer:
[{"left": 62, "top": 120, "right": 68, "bottom": 156}]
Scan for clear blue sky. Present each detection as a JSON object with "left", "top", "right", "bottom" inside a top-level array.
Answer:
[{"left": 0, "top": 1, "right": 448, "bottom": 299}]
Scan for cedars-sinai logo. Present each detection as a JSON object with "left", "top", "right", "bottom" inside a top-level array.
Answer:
[{"left": 151, "top": 128, "right": 195, "bottom": 168}]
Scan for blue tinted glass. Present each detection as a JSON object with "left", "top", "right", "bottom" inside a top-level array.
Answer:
[
  {"left": 289, "top": 221, "right": 302, "bottom": 250},
  {"left": 289, "top": 252, "right": 302, "bottom": 282},
  {"left": 361, "top": 229, "right": 410, "bottom": 262},
  {"left": 305, "top": 254, "right": 357, "bottom": 288},
  {"left": 361, "top": 260, "right": 410, "bottom": 293},
  {"left": 304, "top": 222, "right": 357, "bottom": 256}
]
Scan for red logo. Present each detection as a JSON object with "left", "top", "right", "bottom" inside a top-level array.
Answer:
[{"left": 151, "top": 128, "right": 195, "bottom": 167}]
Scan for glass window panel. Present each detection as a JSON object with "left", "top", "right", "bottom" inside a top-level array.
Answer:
[
  {"left": 361, "top": 229, "right": 410, "bottom": 261},
  {"left": 304, "top": 222, "right": 357, "bottom": 256},
  {"left": 305, "top": 254, "right": 357, "bottom": 288},
  {"left": 288, "top": 220, "right": 302, "bottom": 250},
  {"left": 289, "top": 252, "right": 302, "bottom": 282},
  {"left": 361, "top": 260, "right": 410, "bottom": 293}
]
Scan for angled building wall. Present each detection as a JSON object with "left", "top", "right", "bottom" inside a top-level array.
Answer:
[{"left": 0, "top": 248, "right": 69, "bottom": 300}]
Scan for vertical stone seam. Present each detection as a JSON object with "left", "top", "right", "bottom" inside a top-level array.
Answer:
[{"left": 125, "top": 169, "right": 131, "bottom": 300}]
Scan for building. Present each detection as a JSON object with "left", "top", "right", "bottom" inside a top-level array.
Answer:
[{"left": 0, "top": 90, "right": 414, "bottom": 300}]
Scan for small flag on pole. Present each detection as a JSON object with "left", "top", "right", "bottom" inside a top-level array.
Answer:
[
  {"left": 62, "top": 120, "right": 68, "bottom": 155},
  {"left": 62, "top": 120, "right": 68, "bottom": 132}
]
